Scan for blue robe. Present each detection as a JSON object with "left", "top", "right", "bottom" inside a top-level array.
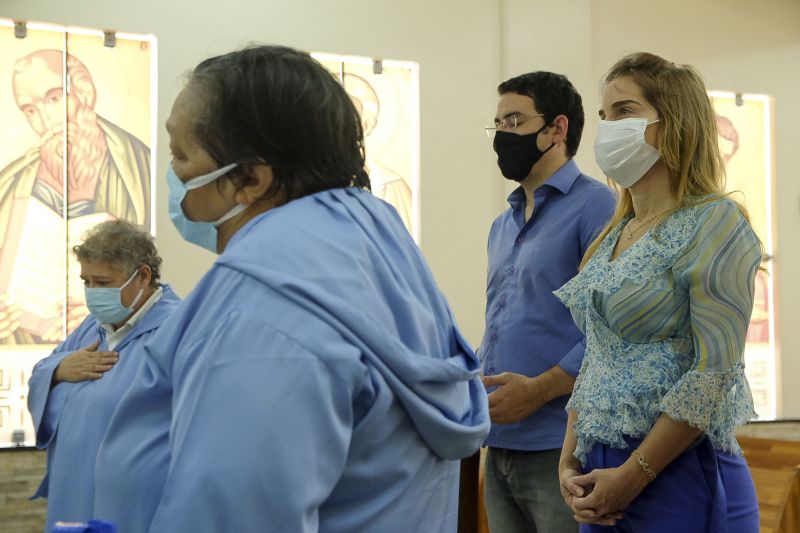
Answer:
[
  {"left": 27, "top": 286, "right": 181, "bottom": 532},
  {"left": 94, "top": 188, "right": 489, "bottom": 533}
]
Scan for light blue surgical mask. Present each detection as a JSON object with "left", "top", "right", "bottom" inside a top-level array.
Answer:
[
  {"left": 167, "top": 162, "right": 247, "bottom": 253},
  {"left": 85, "top": 270, "right": 144, "bottom": 325}
]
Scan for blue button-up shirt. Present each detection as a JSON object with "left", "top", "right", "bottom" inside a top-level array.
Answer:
[{"left": 481, "top": 159, "right": 616, "bottom": 451}]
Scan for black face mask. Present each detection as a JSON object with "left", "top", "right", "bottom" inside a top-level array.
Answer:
[{"left": 492, "top": 125, "right": 555, "bottom": 181}]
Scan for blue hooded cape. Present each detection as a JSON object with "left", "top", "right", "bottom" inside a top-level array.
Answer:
[{"left": 94, "top": 188, "right": 489, "bottom": 533}]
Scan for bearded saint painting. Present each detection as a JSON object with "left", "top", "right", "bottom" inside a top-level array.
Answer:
[{"left": 0, "top": 49, "right": 151, "bottom": 345}]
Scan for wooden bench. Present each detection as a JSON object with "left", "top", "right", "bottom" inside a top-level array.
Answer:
[
  {"left": 748, "top": 466, "right": 799, "bottom": 533},
  {"left": 740, "top": 436, "right": 800, "bottom": 533}
]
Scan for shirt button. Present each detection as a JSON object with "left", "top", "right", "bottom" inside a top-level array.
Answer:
[
  {"left": 490, "top": 332, "right": 498, "bottom": 340},
  {"left": 498, "top": 300, "right": 506, "bottom": 308},
  {"left": 516, "top": 236, "right": 524, "bottom": 245},
  {"left": 507, "top": 266, "right": 515, "bottom": 275}
]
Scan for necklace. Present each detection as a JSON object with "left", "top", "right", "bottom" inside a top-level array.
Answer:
[{"left": 626, "top": 213, "right": 661, "bottom": 240}]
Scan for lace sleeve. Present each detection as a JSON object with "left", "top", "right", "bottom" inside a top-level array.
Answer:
[{"left": 660, "top": 199, "right": 762, "bottom": 452}]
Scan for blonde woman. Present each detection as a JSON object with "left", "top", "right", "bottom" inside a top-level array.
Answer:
[{"left": 555, "top": 52, "right": 761, "bottom": 532}]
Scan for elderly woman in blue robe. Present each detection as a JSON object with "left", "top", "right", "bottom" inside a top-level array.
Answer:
[
  {"left": 27, "top": 219, "right": 181, "bottom": 532},
  {"left": 92, "top": 45, "right": 489, "bottom": 533}
]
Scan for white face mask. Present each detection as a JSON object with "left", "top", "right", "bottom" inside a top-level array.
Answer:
[{"left": 594, "top": 117, "right": 660, "bottom": 188}]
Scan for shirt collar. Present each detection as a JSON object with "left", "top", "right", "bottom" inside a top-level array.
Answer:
[{"left": 506, "top": 159, "right": 581, "bottom": 207}]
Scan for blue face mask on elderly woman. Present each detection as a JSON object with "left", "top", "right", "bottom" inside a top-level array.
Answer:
[
  {"left": 166, "top": 162, "right": 247, "bottom": 253},
  {"left": 85, "top": 270, "right": 144, "bottom": 324}
]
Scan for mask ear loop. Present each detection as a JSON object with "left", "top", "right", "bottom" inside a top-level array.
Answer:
[
  {"left": 643, "top": 118, "right": 661, "bottom": 152},
  {"left": 183, "top": 162, "right": 247, "bottom": 227},
  {"left": 121, "top": 268, "right": 145, "bottom": 310},
  {"left": 213, "top": 204, "right": 248, "bottom": 227},
  {"left": 184, "top": 162, "right": 239, "bottom": 191},
  {"left": 536, "top": 121, "right": 557, "bottom": 155}
]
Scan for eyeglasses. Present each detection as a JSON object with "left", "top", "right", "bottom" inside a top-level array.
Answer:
[{"left": 485, "top": 114, "right": 544, "bottom": 137}]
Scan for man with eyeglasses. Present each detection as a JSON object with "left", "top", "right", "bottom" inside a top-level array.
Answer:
[{"left": 479, "top": 72, "right": 615, "bottom": 532}]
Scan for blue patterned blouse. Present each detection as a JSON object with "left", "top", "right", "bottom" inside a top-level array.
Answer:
[{"left": 554, "top": 198, "right": 761, "bottom": 465}]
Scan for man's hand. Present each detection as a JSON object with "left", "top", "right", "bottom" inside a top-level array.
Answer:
[
  {"left": 481, "top": 372, "right": 548, "bottom": 424},
  {"left": 481, "top": 366, "right": 575, "bottom": 425},
  {"left": 53, "top": 340, "right": 119, "bottom": 384}
]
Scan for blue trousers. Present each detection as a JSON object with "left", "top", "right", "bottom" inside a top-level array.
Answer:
[{"left": 580, "top": 438, "right": 759, "bottom": 532}]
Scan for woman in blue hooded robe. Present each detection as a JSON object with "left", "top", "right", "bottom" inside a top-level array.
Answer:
[
  {"left": 93, "top": 46, "right": 489, "bottom": 533},
  {"left": 28, "top": 220, "right": 181, "bottom": 532}
]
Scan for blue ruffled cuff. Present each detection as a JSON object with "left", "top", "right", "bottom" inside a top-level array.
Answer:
[{"left": 657, "top": 363, "right": 756, "bottom": 456}]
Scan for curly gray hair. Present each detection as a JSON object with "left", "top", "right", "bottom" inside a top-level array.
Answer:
[{"left": 72, "top": 219, "right": 162, "bottom": 286}]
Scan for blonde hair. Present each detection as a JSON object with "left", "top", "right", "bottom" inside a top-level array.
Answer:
[{"left": 581, "top": 52, "right": 753, "bottom": 268}]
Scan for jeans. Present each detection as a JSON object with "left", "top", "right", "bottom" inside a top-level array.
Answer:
[{"left": 484, "top": 447, "right": 578, "bottom": 533}]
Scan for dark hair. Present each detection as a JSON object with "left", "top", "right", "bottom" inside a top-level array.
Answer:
[
  {"left": 186, "top": 45, "right": 370, "bottom": 202},
  {"left": 73, "top": 219, "right": 162, "bottom": 287},
  {"left": 498, "top": 72, "right": 584, "bottom": 157}
]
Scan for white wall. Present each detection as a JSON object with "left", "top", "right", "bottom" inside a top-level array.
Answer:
[
  {"left": 1, "top": 0, "right": 507, "bottom": 346},
  {"left": 502, "top": 0, "right": 600, "bottom": 181}
]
